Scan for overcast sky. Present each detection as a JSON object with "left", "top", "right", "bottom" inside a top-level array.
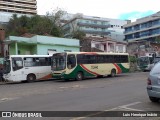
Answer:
[{"left": 37, "top": 0, "right": 160, "bottom": 21}]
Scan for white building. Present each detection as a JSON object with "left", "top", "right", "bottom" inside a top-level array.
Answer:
[
  {"left": 62, "top": 13, "right": 130, "bottom": 41},
  {"left": 0, "top": 0, "right": 37, "bottom": 24}
]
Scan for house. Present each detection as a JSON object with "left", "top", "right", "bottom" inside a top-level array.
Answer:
[
  {"left": 3, "top": 35, "right": 80, "bottom": 56},
  {"left": 80, "top": 37, "right": 127, "bottom": 53}
]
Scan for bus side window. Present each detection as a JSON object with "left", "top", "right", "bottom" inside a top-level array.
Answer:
[{"left": 67, "top": 54, "right": 76, "bottom": 69}]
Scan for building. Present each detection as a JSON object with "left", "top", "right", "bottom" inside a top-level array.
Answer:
[
  {"left": 62, "top": 13, "right": 129, "bottom": 41},
  {"left": 127, "top": 40, "right": 160, "bottom": 57},
  {"left": 124, "top": 11, "right": 160, "bottom": 42},
  {"left": 0, "top": 0, "right": 37, "bottom": 24},
  {"left": 3, "top": 35, "right": 80, "bottom": 56},
  {"left": 80, "top": 37, "right": 127, "bottom": 53}
]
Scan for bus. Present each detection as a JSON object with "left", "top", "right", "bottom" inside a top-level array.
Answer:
[
  {"left": 137, "top": 53, "right": 155, "bottom": 72},
  {"left": 3, "top": 55, "right": 52, "bottom": 82},
  {"left": 51, "top": 52, "right": 130, "bottom": 80}
]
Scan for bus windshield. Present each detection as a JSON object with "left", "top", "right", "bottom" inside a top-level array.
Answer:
[
  {"left": 3, "top": 59, "right": 11, "bottom": 74},
  {"left": 137, "top": 56, "right": 154, "bottom": 65},
  {"left": 52, "top": 53, "right": 66, "bottom": 71}
]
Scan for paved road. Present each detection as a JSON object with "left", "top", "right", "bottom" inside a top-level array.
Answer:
[{"left": 0, "top": 72, "right": 160, "bottom": 120}]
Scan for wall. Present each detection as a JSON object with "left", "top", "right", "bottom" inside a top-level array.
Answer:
[
  {"left": 36, "top": 35, "right": 80, "bottom": 54},
  {"left": 9, "top": 44, "right": 15, "bottom": 55},
  {"left": 36, "top": 35, "right": 79, "bottom": 47},
  {"left": 9, "top": 43, "right": 37, "bottom": 55},
  {"left": 37, "top": 44, "right": 79, "bottom": 55}
]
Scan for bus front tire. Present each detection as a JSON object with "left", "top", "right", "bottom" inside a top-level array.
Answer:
[
  {"left": 110, "top": 69, "right": 116, "bottom": 77},
  {"left": 76, "top": 72, "right": 83, "bottom": 81},
  {"left": 27, "top": 74, "right": 36, "bottom": 82}
]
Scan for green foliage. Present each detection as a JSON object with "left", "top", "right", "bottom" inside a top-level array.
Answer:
[
  {"left": 155, "top": 36, "right": 160, "bottom": 43},
  {"left": 6, "top": 10, "right": 65, "bottom": 37},
  {"left": 72, "top": 30, "right": 86, "bottom": 40},
  {"left": 129, "top": 55, "right": 137, "bottom": 63}
]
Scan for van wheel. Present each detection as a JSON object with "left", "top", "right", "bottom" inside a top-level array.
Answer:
[
  {"left": 149, "top": 97, "right": 159, "bottom": 102},
  {"left": 27, "top": 74, "right": 36, "bottom": 82},
  {"left": 111, "top": 69, "right": 116, "bottom": 77},
  {"left": 76, "top": 72, "right": 83, "bottom": 80}
]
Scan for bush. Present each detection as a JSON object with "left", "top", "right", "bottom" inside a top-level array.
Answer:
[{"left": 129, "top": 55, "right": 137, "bottom": 63}]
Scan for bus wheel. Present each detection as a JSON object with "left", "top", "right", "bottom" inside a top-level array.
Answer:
[
  {"left": 27, "top": 74, "right": 36, "bottom": 82},
  {"left": 76, "top": 72, "right": 83, "bottom": 81},
  {"left": 111, "top": 69, "right": 116, "bottom": 77}
]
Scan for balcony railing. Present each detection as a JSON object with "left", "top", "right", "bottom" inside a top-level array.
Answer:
[
  {"left": 0, "top": 6, "right": 37, "bottom": 14},
  {"left": 82, "top": 29, "right": 111, "bottom": 35},
  {"left": 11, "top": 0, "right": 36, "bottom": 4},
  {"left": 0, "top": 2, "right": 37, "bottom": 9},
  {"left": 77, "top": 22, "right": 110, "bottom": 28},
  {"left": 125, "top": 22, "right": 160, "bottom": 34}
]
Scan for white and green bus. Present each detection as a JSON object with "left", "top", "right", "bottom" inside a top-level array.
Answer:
[
  {"left": 51, "top": 52, "right": 130, "bottom": 80},
  {"left": 3, "top": 55, "right": 52, "bottom": 82}
]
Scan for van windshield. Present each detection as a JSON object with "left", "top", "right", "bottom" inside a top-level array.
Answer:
[{"left": 154, "top": 57, "right": 160, "bottom": 64}]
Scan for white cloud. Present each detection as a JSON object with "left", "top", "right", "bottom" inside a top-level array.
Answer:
[{"left": 37, "top": 0, "right": 160, "bottom": 19}]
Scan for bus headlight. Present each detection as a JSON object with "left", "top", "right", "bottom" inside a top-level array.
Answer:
[{"left": 4, "top": 73, "right": 11, "bottom": 78}]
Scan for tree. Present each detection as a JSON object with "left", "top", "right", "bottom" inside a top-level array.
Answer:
[
  {"left": 72, "top": 30, "right": 86, "bottom": 40},
  {"left": 27, "top": 15, "right": 53, "bottom": 35},
  {"left": 155, "top": 36, "right": 160, "bottom": 43},
  {"left": 46, "top": 8, "right": 65, "bottom": 36},
  {"left": 6, "top": 14, "right": 20, "bottom": 36},
  {"left": 6, "top": 9, "right": 65, "bottom": 37}
]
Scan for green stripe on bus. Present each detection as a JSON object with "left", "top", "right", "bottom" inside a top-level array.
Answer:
[
  {"left": 117, "top": 63, "right": 129, "bottom": 73},
  {"left": 64, "top": 65, "right": 96, "bottom": 79}
]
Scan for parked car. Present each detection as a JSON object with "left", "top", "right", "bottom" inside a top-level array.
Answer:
[{"left": 147, "top": 61, "right": 160, "bottom": 102}]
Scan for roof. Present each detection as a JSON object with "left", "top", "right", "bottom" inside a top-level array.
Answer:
[
  {"left": 20, "top": 33, "right": 36, "bottom": 38},
  {"left": 54, "top": 52, "right": 129, "bottom": 55},
  {"left": 83, "top": 36, "right": 127, "bottom": 44},
  {"left": 123, "top": 12, "right": 160, "bottom": 27}
]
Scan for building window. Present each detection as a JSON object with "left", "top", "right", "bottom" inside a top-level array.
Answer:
[
  {"left": 48, "top": 49, "right": 56, "bottom": 52},
  {"left": 94, "top": 21, "right": 97, "bottom": 23},
  {"left": 48, "top": 49, "right": 57, "bottom": 55},
  {"left": 101, "top": 22, "right": 105, "bottom": 25},
  {"left": 64, "top": 50, "right": 72, "bottom": 52},
  {"left": 102, "top": 28, "right": 105, "bottom": 31},
  {"left": 95, "top": 44, "right": 100, "bottom": 49}
]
